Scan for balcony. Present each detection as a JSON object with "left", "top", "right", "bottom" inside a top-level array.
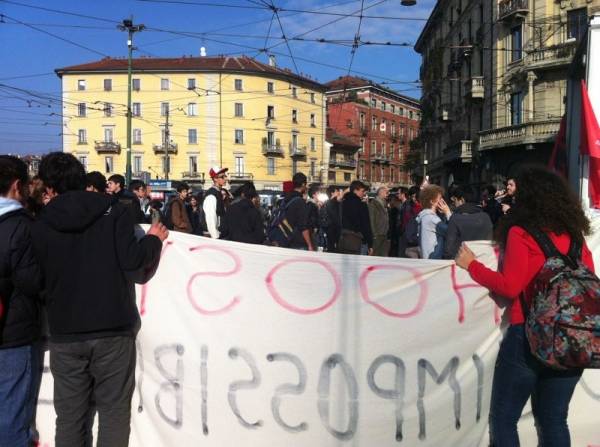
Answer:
[
  {"left": 229, "top": 172, "right": 254, "bottom": 181},
  {"left": 499, "top": 0, "right": 528, "bottom": 22},
  {"left": 94, "top": 141, "right": 121, "bottom": 154},
  {"left": 262, "top": 143, "right": 284, "bottom": 155},
  {"left": 289, "top": 144, "right": 307, "bottom": 157},
  {"left": 329, "top": 157, "right": 357, "bottom": 169},
  {"left": 464, "top": 76, "right": 484, "bottom": 100},
  {"left": 526, "top": 41, "right": 578, "bottom": 71},
  {"left": 444, "top": 140, "right": 473, "bottom": 163},
  {"left": 439, "top": 104, "right": 453, "bottom": 122},
  {"left": 181, "top": 171, "right": 202, "bottom": 179},
  {"left": 153, "top": 143, "right": 178, "bottom": 155},
  {"left": 372, "top": 153, "right": 390, "bottom": 164},
  {"left": 479, "top": 119, "right": 561, "bottom": 151}
]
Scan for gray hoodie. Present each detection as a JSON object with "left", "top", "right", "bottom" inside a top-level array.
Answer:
[{"left": 416, "top": 208, "right": 449, "bottom": 259}]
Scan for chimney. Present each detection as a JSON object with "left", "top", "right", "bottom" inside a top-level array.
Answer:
[
  {"left": 268, "top": 54, "right": 276, "bottom": 67},
  {"left": 200, "top": 47, "right": 207, "bottom": 57}
]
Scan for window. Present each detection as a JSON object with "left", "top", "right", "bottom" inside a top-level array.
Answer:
[
  {"left": 78, "top": 156, "right": 88, "bottom": 171},
  {"left": 310, "top": 161, "right": 316, "bottom": 177},
  {"left": 132, "top": 102, "right": 141, "bottom": 117},
  {"left": 133, "top": 155, "right": 142, "bottom": 174},
  {"left": 511, "top": 25, "right": 522, "bottom": 62},
  {"left": 267, "top": 131, "right": 275, "bottom": 147},
  {"left": 391, "top": 104, "right": 395, "bottom": 114},
  {"left": 188, "top": 102, "right": 198, "bottom": 116},
  {"left": 267, "top": 82, "right": 274, "bottom": 93},
  {"left": 359, "top": 113, "right": 365, "bottom": 129},
  {"left": 132, "top": 78, "right": 141, "bottom": 91},
  {"left": 161, "top": 78, "right": 170, "bottom": 90},
  {"left": 102, "top": 79, "right": 112, "bottom": 92},
  {"left": 161, "top": 102, "right": 169, "bottom": 117},
  {"left": 78, "top": 103, "right": 86, "bottom": 117},
  {"left": 188, "top": 129, "right": 198, "bottom": 144},
  {"left": 399, "top": 107, "right": 404, "bottom": 117},
  {"left": 310, "top": 92, "right": 315, "bottom": 104},
  {"left": 391, "top": 122, "right": 396, "bottom": 136},
  {"left": 409, "top": 111, "right": 414, "bottom": 120},
  {"left": 310, "top": 137, "right": 316, "bottom": 151},
  {"left": 234, "top": 79, "right": 243, "bottom": 91},
  {"left": 344, "top": 172, "right": 351, "bottom": 182},
  {"left": 133, "top": 128, "right": 142, "bottom": 144},
  {"left": 328, "top": 171, "right": 336, "bottom": 182},
  {"left": 371, "top": 97, "right": 377, "bottom": 108},
  {"left": 510, "top": 92, "right": 523, "bottom": 125},
  {"left": 104, "top": 102, "right": 113, "bottom": 117},
  {"left": 234, "top": 103, "right": 244, "bottom": 117},
  {"left": 292, "top": 86, "right": 298, "bottom": 98},
  {"left": 381, "top": 101, "right": 386, "bottom": 111},
  {"left": 568, "top": 8, "right": 588, "bottom": 41},
  {"left": 234, "top": 129, "right": 244, "bottom": 144},
  {"left": 359, "top": 138, "right": 364, "bottom": 154},
  {"left": 78, "top": 129, "right": 87, "bottom": 144},
  {"left": 359, "top": 163, "right": 365, "bottom": 179},
  {"left": 189, "top": 156, "right": 198, "bottom": 174},
  {"left": 381, "top": 118, "right": 386, "bottom": 133},
  {"left": 268, "top": 105, "right": 275, "bottom": 120},
  {"left": 371, "top": 141, "right": 376, "bottom": 154},
  {"left": 371, "top": 116, "right": 377, "bottom": 130},
  {"left": 381, "top": 142, "right": 386, "bottom": 156},
  {"left": 267, "top": 157, "right": 275, "bottom": 175},
  {"left": 310, "top": 113, "right": 316, "bottom": 127},
  {"left": 104, "top": 127, "right": 114, "bottom": 143},
  {"left": 77, "top": 79, "right": 86, "bottom": 91},
  {"left": 105, "top": 156, "right": 113, "bottom": 174},
  {"left": 292, "top": 109, "right": 298, "bottom": 123},
  {"left": 187, "top": 78, "right": 196, "bottom": 90},
  {"left": 235, "top": 156, "right": 244, "bottom": 175},
  {"left": 291, "top": 133, "right": 298, "bottom": 149}
]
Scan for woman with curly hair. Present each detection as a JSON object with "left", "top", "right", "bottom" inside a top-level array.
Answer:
[{"left": 456, "top": 165, "right": 595, "bottom": 446}]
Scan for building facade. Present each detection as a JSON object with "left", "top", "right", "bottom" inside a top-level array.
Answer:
[
  {"left": 56, "top": 56, "right": 326, "bottom": 190},
  {"left": 416, "top": 0, "right": 600, "bottom": 188},
  {"left": 325, "top": 129, "right": 361, "bottom": 187},
  {"left": 325, "top": 76, "right": 420, "bottom": 188}
]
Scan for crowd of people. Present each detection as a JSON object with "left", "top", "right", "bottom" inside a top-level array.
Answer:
[{"left": 0, "top": 150, "right": 596, "bottom": 447}]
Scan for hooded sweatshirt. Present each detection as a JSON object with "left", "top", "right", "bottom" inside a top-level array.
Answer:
[
  {"left": 31, "top": 191, "right": 162, "bottom": 342},
  {"left": 416, "top": 208, "right": 449, "bottom": 260},
  {"left": 443, "top": 203, "right": 493, "bottom": 259},
  {"left": 0, "top": 198, "right": 41, "bottom": 348}
]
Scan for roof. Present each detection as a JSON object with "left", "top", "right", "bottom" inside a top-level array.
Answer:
[
  {"left": 326, "top": 128, "right": 360, "bottom": 149},
  {"left": 55, "top": 55, "right": 325, "bottom": 90},
  {"left": 325, "top": 75, "right": 420, "bottom": 107}
]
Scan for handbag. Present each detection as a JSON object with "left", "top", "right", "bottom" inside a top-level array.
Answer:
[{"left": 338, "top": 228, "right": 363, "bottom": 254}]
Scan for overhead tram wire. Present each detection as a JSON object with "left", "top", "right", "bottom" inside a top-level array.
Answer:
[{"left": 267, "top": 1, "right": 299, "bottom": 74}]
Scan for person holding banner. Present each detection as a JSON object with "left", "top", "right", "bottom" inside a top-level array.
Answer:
[{"left": 456, "top": 166, "right": 594, "bottom": 447}]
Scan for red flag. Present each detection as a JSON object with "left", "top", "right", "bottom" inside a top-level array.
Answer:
[
  {"left": 548, "top": 115, "right": 568, "bottom": 177},
  {"left": 580, "top": 80, "right": 600, "bottom": 207}
]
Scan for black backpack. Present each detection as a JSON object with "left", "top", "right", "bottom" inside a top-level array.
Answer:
[{"left": 266, "top": 197, "right": 302, "bottom": 247}]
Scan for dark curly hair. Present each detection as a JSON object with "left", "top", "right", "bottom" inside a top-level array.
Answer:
[{"left": 495, "top": 165, "right": 590, "bottom": 248}]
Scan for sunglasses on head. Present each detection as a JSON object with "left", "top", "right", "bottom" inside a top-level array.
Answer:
[{"left": 217, "top": 174, "right": 227, "bottom": 179}]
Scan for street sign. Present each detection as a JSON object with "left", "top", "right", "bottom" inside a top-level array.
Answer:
[{"left": 148, "top": 180, "right": 172, "bottom": 190}]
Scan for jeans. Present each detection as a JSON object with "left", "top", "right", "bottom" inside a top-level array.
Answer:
[
  {"left": 489, "top": 324, "right": 582, "bottom": 447},
  {"left": 0, "top": 343, "right": 42, "bottom": 447},
  {"left": 50, "top": 336, "right": 136, "bottom": 447}
]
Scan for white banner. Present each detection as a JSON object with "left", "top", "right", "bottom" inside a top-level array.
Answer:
[{"left": 35, "top": 229, "right": 600, "bottom": 446}]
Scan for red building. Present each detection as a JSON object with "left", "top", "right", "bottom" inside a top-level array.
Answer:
[{"left": 325, "top": 76, "right": 420, "bottom": 186}]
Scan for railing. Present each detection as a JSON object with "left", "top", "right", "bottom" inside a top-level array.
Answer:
[
  {"left": 499, "top": 0, "right": 528, "bottom": 21},
  {"left": 229, "top": 172, "right": 254, "bottom": 181},
  {"left": 153, "top": 143, "right": 178, "bottom": 154},
  {"left": 289, "top": 144, "right": 307, "bottom": 157},
  {"left": 329, "top": 158, "right": 357, "bottom": 168},
  {"left": 94, "top": 141, "right": 121, "bottom": 154},
  {"left": 464, "top": 76, "right": 484, "bottom": 99},
  {"left": 526, "top": 41, "right": 578, "bottom": 69},
  {"left": 181, "top": 171, "right": 202, "bottom": 179},
  {"left": 372, "top": 153, "right": 390, "bottom": 163},
  {"left": 262, "top": 143, "right": 284, "bottom": 155},
  {"left": 479, "top": 119, "right": 561, "bottom": 150}
]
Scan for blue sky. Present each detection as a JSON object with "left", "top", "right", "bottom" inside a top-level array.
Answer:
[{"left": 0, "top": 0, "right": 435, "bottom": 154}]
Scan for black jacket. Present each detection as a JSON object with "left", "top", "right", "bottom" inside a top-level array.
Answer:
[
  {"left": 0, "top": 209, "right": 42, "bottom": 348},
  {"left": 285, "top": 191, "right": 309, "bottom": 249},
  {"left": 115, "top": 189, "right": 145, "bottom": 224},
  {"left": 443, "top": 203, "right": 493, "bottom": 259},
  {"left": 32, "top": 191, "right": 163, "bottom": 342},
  {"left": 220, "top": 198, "right": 265, "bottom": 244},
  {"left": 341, "top": 192, "right": 373, "bottom": 248}
]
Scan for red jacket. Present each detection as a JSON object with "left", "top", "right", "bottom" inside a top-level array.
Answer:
[{"left": 468, "top": 226, "right": 595, "bottom": 325}]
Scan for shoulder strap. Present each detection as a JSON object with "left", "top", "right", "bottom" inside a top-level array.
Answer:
[
  {"left": 567, "top": 236, "right": 583, "bottom": 261},
  {"left": 520, "top": 225, "right": 561, "bottom": 259}
]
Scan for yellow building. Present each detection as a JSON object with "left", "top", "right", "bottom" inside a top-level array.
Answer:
[{"left": 55, "top": 55, "right": 327, "bottom": 190}]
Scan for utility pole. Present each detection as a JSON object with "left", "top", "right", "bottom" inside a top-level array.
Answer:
[
  {"left": 118, "top": 17, "right": 145, "bottom": 187},
  {"left": 164, "top": 106, "right": 171, "bottom": 180}
]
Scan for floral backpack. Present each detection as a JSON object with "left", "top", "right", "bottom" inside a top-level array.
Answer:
[{"left": 522, "top": 226, "right": 600, "bottom": 370}]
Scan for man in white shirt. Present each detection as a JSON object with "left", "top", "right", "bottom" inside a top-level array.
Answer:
[{"left": 203, "top": 166, "right": 228, "bottom": 238}]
